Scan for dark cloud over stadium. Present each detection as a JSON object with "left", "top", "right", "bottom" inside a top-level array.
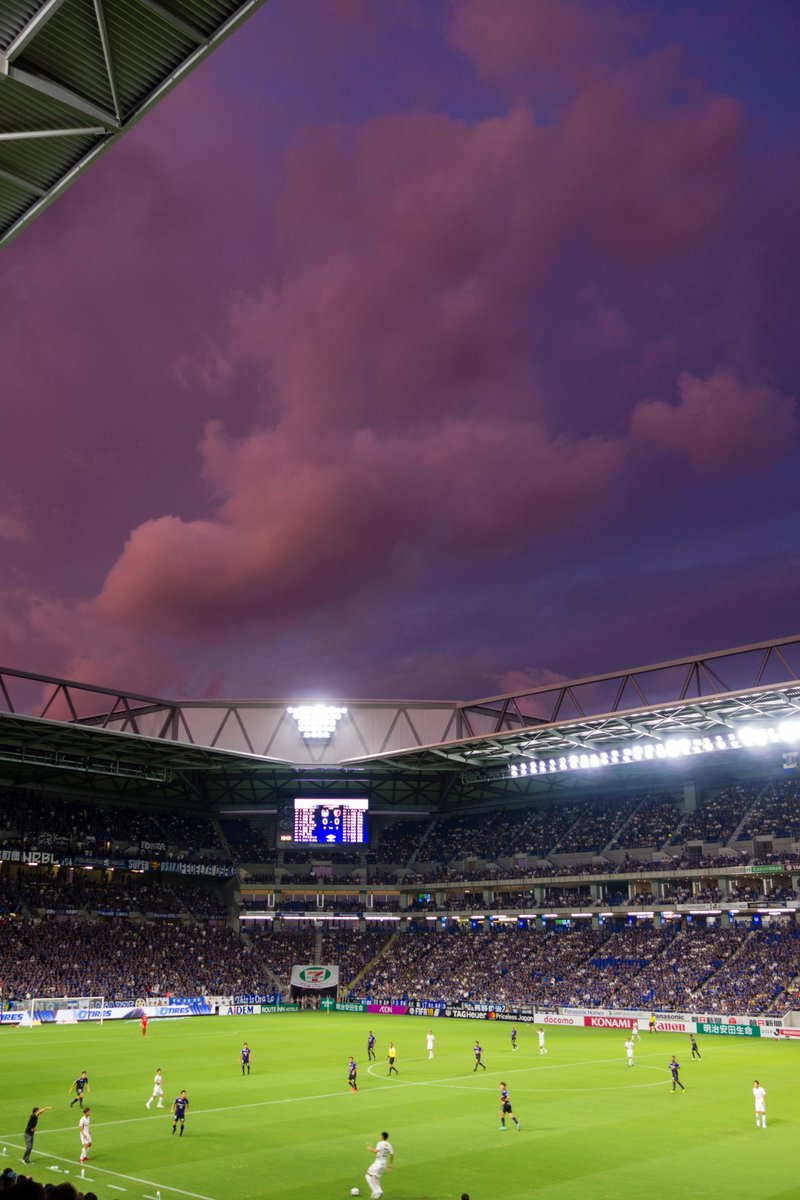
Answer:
[{"left": 1, "top": 0, "right": 799, "bottom": 700}]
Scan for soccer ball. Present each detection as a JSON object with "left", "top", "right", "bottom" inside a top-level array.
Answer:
[{"left": 350, "top": 1190, "right": 360, "bottom": 1196}]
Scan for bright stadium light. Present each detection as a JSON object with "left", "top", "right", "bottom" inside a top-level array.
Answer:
[
  {"left": 507, "top": 719, "right": 800, "bottom": 780},
  {"left": 287, "top": 705, "right": 347, "bottom": 739}
]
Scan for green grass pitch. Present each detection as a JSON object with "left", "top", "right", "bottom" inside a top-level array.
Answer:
[{"left": 0, "top": 1014, "right": 795, "bottom": 1200}]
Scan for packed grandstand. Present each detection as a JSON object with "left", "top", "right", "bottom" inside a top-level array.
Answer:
[{"left": 2, "top": 758, "right": 800, "bottom": 1019}]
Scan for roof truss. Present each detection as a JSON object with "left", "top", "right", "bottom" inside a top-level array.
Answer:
[{"left": 0, "top": 0, "right": 268, "bottom": 247}]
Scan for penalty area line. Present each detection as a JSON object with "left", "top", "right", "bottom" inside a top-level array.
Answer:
[{"left": 0, "top": 1142, "right": 217, "bottom": 1200}]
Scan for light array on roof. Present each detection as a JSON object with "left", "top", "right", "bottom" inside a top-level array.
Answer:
[
  {"left": 287, "top": 705, "right": 347, "bottom": 740},
  {"left": 508, "top": 720, "right": 800, "bottom": 779}
]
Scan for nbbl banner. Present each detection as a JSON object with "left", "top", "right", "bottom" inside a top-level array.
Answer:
[{"left": 291, "top": 964, "right": 339, "bottom": 990}]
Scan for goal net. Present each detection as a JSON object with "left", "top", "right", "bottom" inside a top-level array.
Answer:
[{"left": 15, "top": 996, "right": 106, "bottom": 1026}]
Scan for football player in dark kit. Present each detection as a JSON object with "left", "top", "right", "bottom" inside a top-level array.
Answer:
[
  {"left": 241, "top": 1043, "right": 251, "bottom": 1075},
  {"left": 689, "top": 1033, "right": 701, "bottom": 1060},
  {"left": 367, "top": 1030, "right": 376, "bottom": 1060},
  {"left": 68, "top": 1072, "right": 89, "bottom": 1108},
  {"left": 473, "top": 1040, "right": 486, "bottom": 1071},
  {"left": 499, "top": 1083, "right": 521, "bottom": 1131},
  {"left": 171, "top": 1091, "right": 189, "bottom": 1135},
  {"left": 347, "top": 1056, "right": 358, "bottom": 1092},
  {"left": 669, "top": 1056, "right": 685, "bottom": 1092}
]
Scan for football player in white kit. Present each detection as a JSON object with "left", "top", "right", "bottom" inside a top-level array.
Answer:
[
  {"left": 78, "top": 1108, "right": 91, "bottom": 1163},
  {"left": 425, "top": 1030, "right": 435, "bottom": 1059},
  {"left": 365, "top": 1131, "right": 394, "bottom": 1199},
  {"left": 753, "top": 1080, "right": 766, "bottom": 1128},
  {"left": 624, "top": 1037, "right": 634, "bottom": 1067},
  {"left": 146, "top": 1068, "right": 164, "bottom": 1109}
]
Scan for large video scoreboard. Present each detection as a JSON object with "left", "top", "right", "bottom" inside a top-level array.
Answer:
[{"left": 291, "top": 797, "right": 368, "bottom": 845}]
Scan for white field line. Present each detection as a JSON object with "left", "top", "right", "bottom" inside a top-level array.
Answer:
[{"left": 0, "top": 1142, "right": 217, "bottom": 1200}]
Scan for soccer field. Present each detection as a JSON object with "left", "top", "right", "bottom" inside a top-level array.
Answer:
[{"left": 1, "top": 1013, "right": 795, "bottom": 1200}]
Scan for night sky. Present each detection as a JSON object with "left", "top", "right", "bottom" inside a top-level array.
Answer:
[{"left": 1, "top": 0, "right": 799, "bottom": 702}]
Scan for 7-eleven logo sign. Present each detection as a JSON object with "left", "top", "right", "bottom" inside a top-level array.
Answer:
[{"left": 299, "top": 967, "right": 332, "bottom": 985}]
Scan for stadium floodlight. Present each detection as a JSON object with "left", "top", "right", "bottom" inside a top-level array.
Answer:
[
  {"left": 507, "top": 718, "right": 800, "bottom": 781},
  {"left": 287, "top": 705, "right": 347, "bottom": 739}
]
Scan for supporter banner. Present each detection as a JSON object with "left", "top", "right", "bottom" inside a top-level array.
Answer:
[
  {"left": 291, "top": 965, "right": 339, "bottom": 990},
  {"left": 584, "top": 1015, "right": 638, "bottom": 1029},
  {"left": 232, "top": 994, "right": 281, "bottom": 1005},
  {"left": 367, "top": 1003, "right": 408, "bottom": 1015},
  {"left": 0, "top": 847, "right": 236, "bottom": 878},
  {"left": 0, "top": 849, "right": 58, "bottom": 864},
  {"left": 152, "top": 860, "right": 235, "bottom": 878},
  {"left": 697, "top": 1021, "right": 761, "bottom": 1038}
]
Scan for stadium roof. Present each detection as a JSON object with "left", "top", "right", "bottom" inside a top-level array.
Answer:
[
  {"left": 1, "top": 637, "right": 800, "bottom": 801},
  {"left": 0, "top": 0, "right": 267, "bottom": 248}
]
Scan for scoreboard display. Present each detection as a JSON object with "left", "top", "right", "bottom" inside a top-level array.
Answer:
[{"left": 292, "top": 797, "right": 368, "bottom": 845}]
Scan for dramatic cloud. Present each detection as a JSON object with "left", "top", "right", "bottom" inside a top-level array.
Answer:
[
  {"left": 94, "top": 415, "right": 624, "bottom": 636},
  {"left": 1, "top": 0, "right": 798, "bottom": 698},
  {"left": 631, "top": 370, "right": 798, "bottom": 474},
  {"left": 448, "top": 0, "right": 642, "bottom": 92}
]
